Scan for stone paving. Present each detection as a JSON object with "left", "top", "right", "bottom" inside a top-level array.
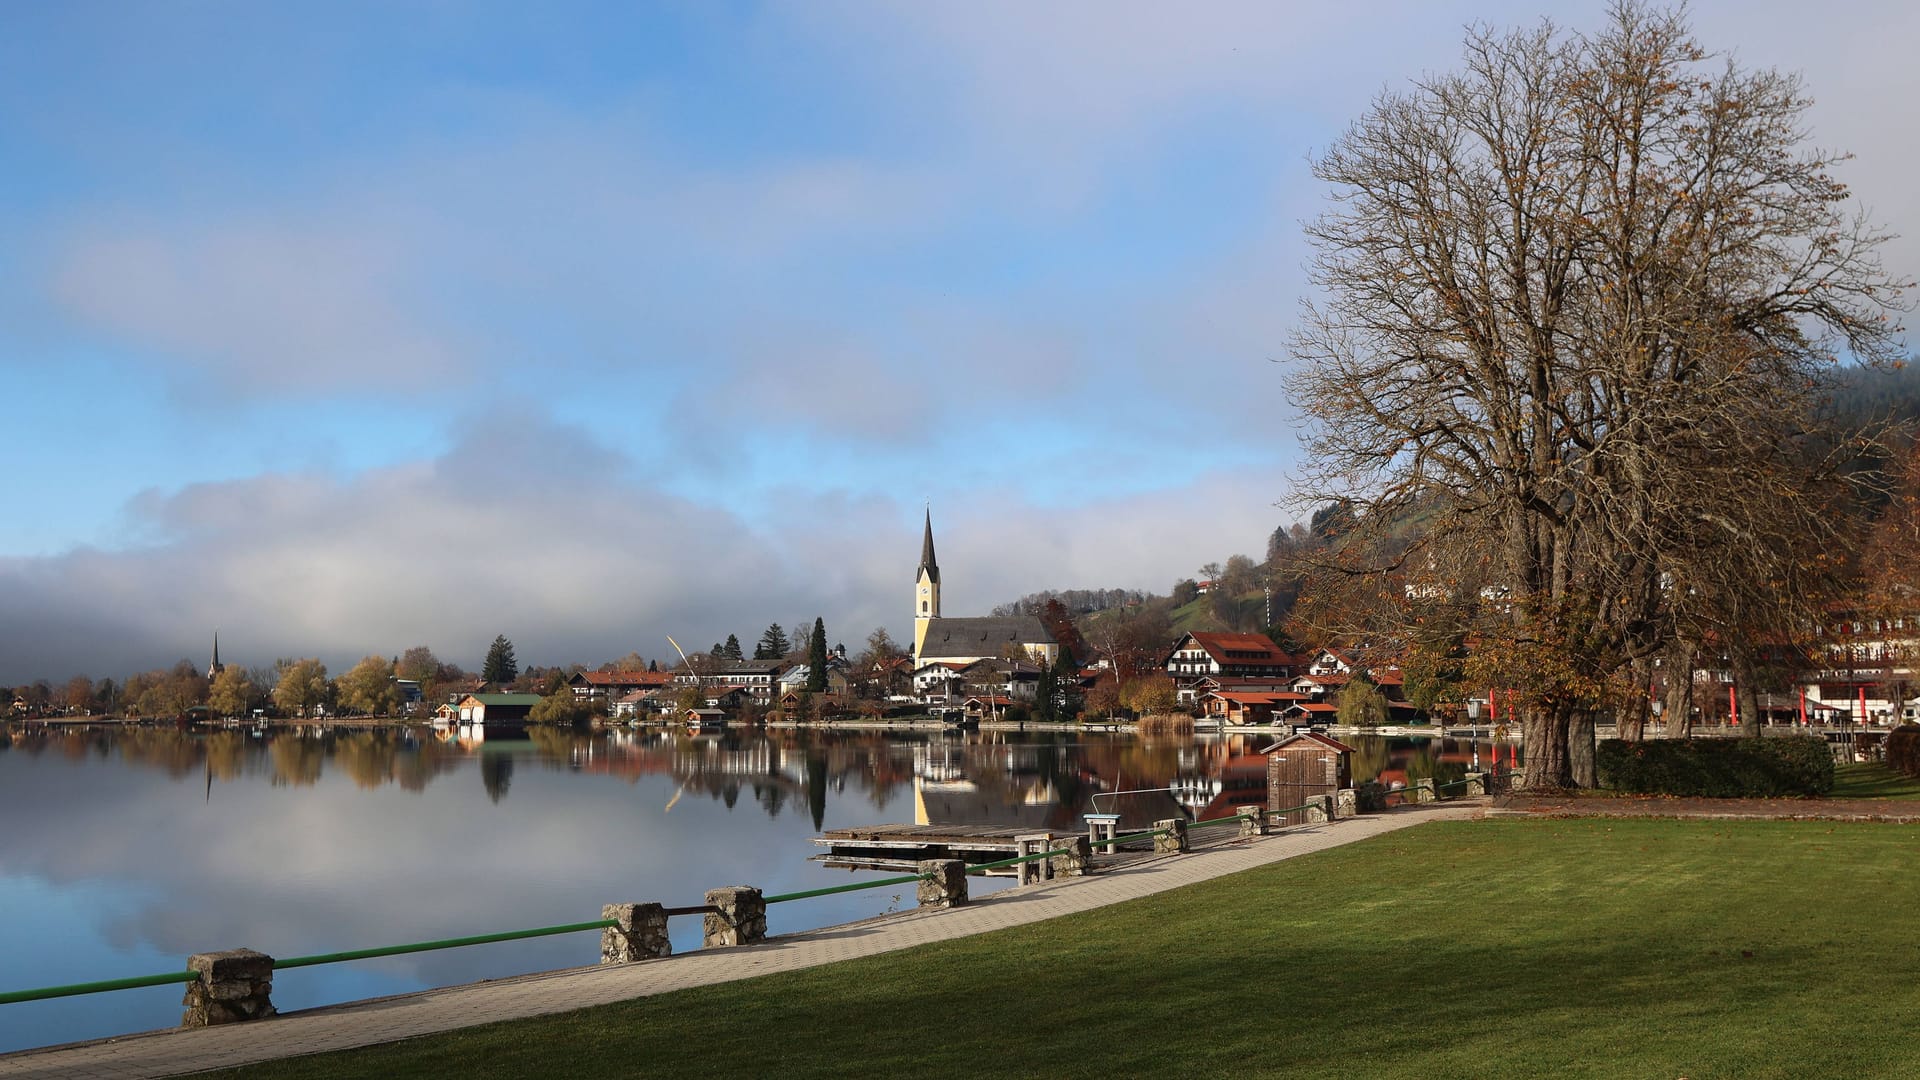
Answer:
[{"left": 0, "top": 802, "right": 1484, "bottom": 1079}]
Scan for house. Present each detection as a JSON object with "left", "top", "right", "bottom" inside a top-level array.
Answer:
[
  {"left": 912, "top": 661, "right": 971, "bottom": 701},
  {"left": 1164, "top": 632, "right": 1295, "bottom": 702},
  {"left": 1200, "top": 690, "right": 1307, "bottom": 726},
  {"left": 673, "top": 660, "right": 785, "bottom": 706},
  {"left": 452, "top": 693, "right": 541, "bottom": 729},
  {"left": 777, "top": 665, "right": 853, "bottom": 699},
  {"left": 685, "top": 708, "right": 726, "bottom": 732},
  {"left": 569, "top": 669, "right": 673, "bottom": 704},
  {"left": 963, "top": 695, "right": 1018, "bottom": 720},
  {"left": 911, "top": 510, "right": 1060, "bottom": 667}
]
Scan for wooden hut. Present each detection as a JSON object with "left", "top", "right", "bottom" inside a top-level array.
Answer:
[{"left": 1261, "top": 731, "right": 1355, "bottom": 826}]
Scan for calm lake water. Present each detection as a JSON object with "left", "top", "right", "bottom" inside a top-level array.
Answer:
[{"left": 0, "top": 723, "right": 1512, "bottom": 1053}]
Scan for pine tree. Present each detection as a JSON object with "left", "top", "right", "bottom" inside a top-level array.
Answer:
[
  {"left": 724, "top": 634, "right": 744, "bottom": 661},
  {"left": 755, "top": 624, "right": 790, "bottom": 661},
  {"left": 806, "top": 617, "right": 828, "bottom": 693},
  {"left": 482, "top": 635, "right": 518, "bottom": 685}
]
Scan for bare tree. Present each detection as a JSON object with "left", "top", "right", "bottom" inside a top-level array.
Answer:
[{"left": 1287, "top": 2, "right": 1906, "bottom": 789}]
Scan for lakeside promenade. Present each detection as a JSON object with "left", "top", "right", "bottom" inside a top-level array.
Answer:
[{"left": 0, "top": 802, "right": 1485, "bottom": 1079}]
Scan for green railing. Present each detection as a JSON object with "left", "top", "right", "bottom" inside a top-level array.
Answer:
[
  {"left": 0, "top": 969, "right": 198, "bottom": 1006},
  {"left": 0, "top": 784, "right": 1472, "bottom": 1009}
]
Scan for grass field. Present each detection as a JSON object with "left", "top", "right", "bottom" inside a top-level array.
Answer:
[
  {"left": 223, "top": 818, "right": 1920, "bottom": 1079},
  {"left": 1830, "top": 761, "right": 1920, "bottom": 799}
]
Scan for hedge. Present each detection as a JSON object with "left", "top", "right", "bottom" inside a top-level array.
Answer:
[
  {"left": 1888, "top": 724, "right": 1920, "bottom": 778},
  {"left": 1596, "top": 735, "right": 1834, "bottom": 797}
]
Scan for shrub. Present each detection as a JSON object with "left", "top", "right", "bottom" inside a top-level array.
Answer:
[
  {"left": 1888, "top": 724, "right": 1920, "bottom": 778},
  {"left": 1596, "top": 735, "right": 1834, "bottom": 797},
  {"left": 1136, "top": 713, "right": 1195, "bottom": 737}
]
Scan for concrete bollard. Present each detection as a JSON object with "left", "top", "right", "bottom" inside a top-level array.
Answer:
[
  {"left": 181, "top": 949, "right": 275, "bottom": 1028},
  {"left": 703, "top": 886, "right": 767, "bottom": 948},
  {"left": 1152, "top": 817, "right": 1189, "bottom": 854},
  {"left": 1414, "top": 778, "right": 1436, "bottom": 804},
  {"left": 1305, "top": 794, "right": 1331, "bottom": 823},
  {"left": 1236, "top": 804, "right": 1269, "bottom": 838},
  {"left": 917, "top": 859, "right": 969, "bottom": 909},
  {"left": 1015, "top": 834, "right": 1055, "bottom": 885},
  {"left": 1465, "top": 771, "right": 1486, "bottom": 796},
  {"left": 1049, "top": 834, "right": 1092, "bottom": 877},
  {"left": 1334, "top": 788, "right": 1359, "bottom": 819},
  {"left": 601, "top": 902, "right": 671, "bottom": 963}
]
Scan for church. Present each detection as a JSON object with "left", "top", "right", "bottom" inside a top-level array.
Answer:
[{"left": 912, "top": 511, "right": 1059, "bottom": 668}]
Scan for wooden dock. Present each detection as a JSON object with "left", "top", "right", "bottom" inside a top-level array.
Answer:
[{"left": 813, "top": 824, "right": 1065, "bottom": 872}]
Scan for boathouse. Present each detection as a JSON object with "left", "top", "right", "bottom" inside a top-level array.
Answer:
[{"left": 1261, "top": 731, "right": 1354, "bottom": 826}]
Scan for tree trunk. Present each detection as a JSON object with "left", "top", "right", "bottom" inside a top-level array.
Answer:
[
  {"left": 1519, "top": 706, "right": 1571, "bottom": 790},
  {"left": 1663, "top": 641, "right": 1696, "bottom": 739},
  {"left": 1618, "top": 657, "right": 1652, "bottom": 742},
  {"left": 1567, "top": 711, "right": 1596, "bottom": 788}
]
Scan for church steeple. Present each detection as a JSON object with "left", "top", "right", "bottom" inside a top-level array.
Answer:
[
  {"left": 914, "top": 508, "right": 942, "bottom": 662},
  {"left": 207, "top": 631, "right": 225, "bottom": 681},
  {"left": 917, "top": 507, "right": 940, "bottom": 585}
]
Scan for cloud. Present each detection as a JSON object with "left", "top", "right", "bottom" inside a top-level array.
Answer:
[
  {"left": 0, "top": 413, "right": 1288, "bottom": 683},
  {"left": 50, "top": 215, "right": 465, "bottom": 395}
]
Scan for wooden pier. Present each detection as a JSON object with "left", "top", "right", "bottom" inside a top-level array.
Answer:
[{"left": 813, "top": 824, "right": 1070, "bottom": 873}]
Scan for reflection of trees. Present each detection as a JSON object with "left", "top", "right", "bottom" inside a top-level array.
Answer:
[
  {"left": 270, "top": 737, "right": 325, "bottom": 787},
  {"left": 203, "top": 732, "right": 248, "bottom": 782},
  {"left": 480, "top": 754, "right": 513, "bottom": 804},
  {"left": 334, "top": 733, "right": 400, "bottom": 790},
  {"left": 1348, "top": 736, "right": 1391, "bottom": 785}
]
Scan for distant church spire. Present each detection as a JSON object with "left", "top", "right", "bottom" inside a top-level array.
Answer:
[
  {"left": 207, "top": 631, "right": 225, "bottom": 681},
  {"left": 918, "top": 507, "right": 940, "bottom": 585}
]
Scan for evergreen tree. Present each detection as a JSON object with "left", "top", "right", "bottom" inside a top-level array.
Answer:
[
  {"left": 481, "top": 635, "right": 518, "bottom": 684},
  {"left": 755, "top": 623, "right": 790, "bottom": 661},
  {"left": 723, "top": 634, "right": 744, "bottom": 661},
  {"left": 648, "top": 659, "right": 658, "bottom": 673},
  {"left": 710, "top": 643, "right": 725, "bottom": 661},
  {"left": 806, "top": 617, "right": 828, "bottom": 693},
  {"left": 1035, "top": 661, "right": 1059, "bottom": 723}
]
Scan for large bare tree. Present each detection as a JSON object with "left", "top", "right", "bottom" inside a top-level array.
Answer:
[{"left": 1287, "top": 2, "right": 1907, "bottom": 788}]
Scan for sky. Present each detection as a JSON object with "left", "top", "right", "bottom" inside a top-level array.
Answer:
[{"left": 2, "top": 1, "right": 1915, "bottom": 683}]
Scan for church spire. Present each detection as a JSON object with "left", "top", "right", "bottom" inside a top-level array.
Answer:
[
  {"left": 207, "top": 631, "right": 225, "bottom": 681},
  {"left": 918, "top": 507, "right": 940, "bottom": 584}
]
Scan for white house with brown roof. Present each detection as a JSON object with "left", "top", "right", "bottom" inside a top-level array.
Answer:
[{"left": 1165, "top": 631, "right": 1295, "bottom": 703}]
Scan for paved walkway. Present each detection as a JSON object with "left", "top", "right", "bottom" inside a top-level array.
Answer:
[{"left": 0, "top": 803, "right": 1484, "bottom": 1078}]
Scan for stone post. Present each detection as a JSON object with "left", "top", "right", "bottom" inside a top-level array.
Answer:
[
  {"left": 1049, "top": 834, "right": 1092, "bottom": 877},
  {"left": 1305, "top": 794, "right": 1331, "bottom": 823},
  {"left": 1152, "top": 817, "right": 1189, "bottom": 854},
  {"left": 1414, "top": 778, "right": 1436, "bottom": 804},
  {"left": 181, "top": 948, "right": 275, "bottom": 1028},
  {"left": 1236, "top": 805, "right": 1269, "bottom": 838},
  {"left": 1465, "top": 771, "right": 1486, "bottom": 796},
  {"left": 600, "top": 902, "right": 671, "bottom": 964},
  {"left": 917, "top": 860, "right": 969, "bottom": 909},
  {"left": 1015, "top": 834, "right": 1055, "bottom": 885},
  {"left": 703, "top": 886, "right": 767, "bottom": 948},
  {"left": 1334, "top": 788, "right": 1359, "bottom": 820}
]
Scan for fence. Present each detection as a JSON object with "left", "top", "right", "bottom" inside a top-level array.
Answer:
[{"left": 0, "top": 772, "right": 1492, "bottom": 1026}]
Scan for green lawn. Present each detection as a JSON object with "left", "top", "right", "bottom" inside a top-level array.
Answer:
[
  {"left": 226, "top": 819, "right": 1920, "bottom": 1079},
  {"left": 1830, "top": 762, "right": 1920, "bottom": 799}
]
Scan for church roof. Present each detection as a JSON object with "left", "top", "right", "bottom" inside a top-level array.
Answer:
[{"left": 917, "top": 616, "right": 1056, "bottom": 659}]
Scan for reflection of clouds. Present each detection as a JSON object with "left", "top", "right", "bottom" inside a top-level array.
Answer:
[{"left": 0, "top": 727, "right": 1182, "bottom": 1051}]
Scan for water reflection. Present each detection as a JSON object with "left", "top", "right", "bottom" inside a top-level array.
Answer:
[{"left": 0, "top": 723, "right": 1517, "bottom": 1054}]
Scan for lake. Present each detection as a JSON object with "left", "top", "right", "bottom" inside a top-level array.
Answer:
[{"left": 0, "top": 723, "right": 1512, "bottom": 1053}]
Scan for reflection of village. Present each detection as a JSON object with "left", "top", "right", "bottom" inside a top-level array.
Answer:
[{"left": 1, "top": 725, "right": 1512, "bottom": 831}]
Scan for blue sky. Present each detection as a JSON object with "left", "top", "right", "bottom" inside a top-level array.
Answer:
[{"left": 3, "top": 1, "right": 1914, "bottom": 681}]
